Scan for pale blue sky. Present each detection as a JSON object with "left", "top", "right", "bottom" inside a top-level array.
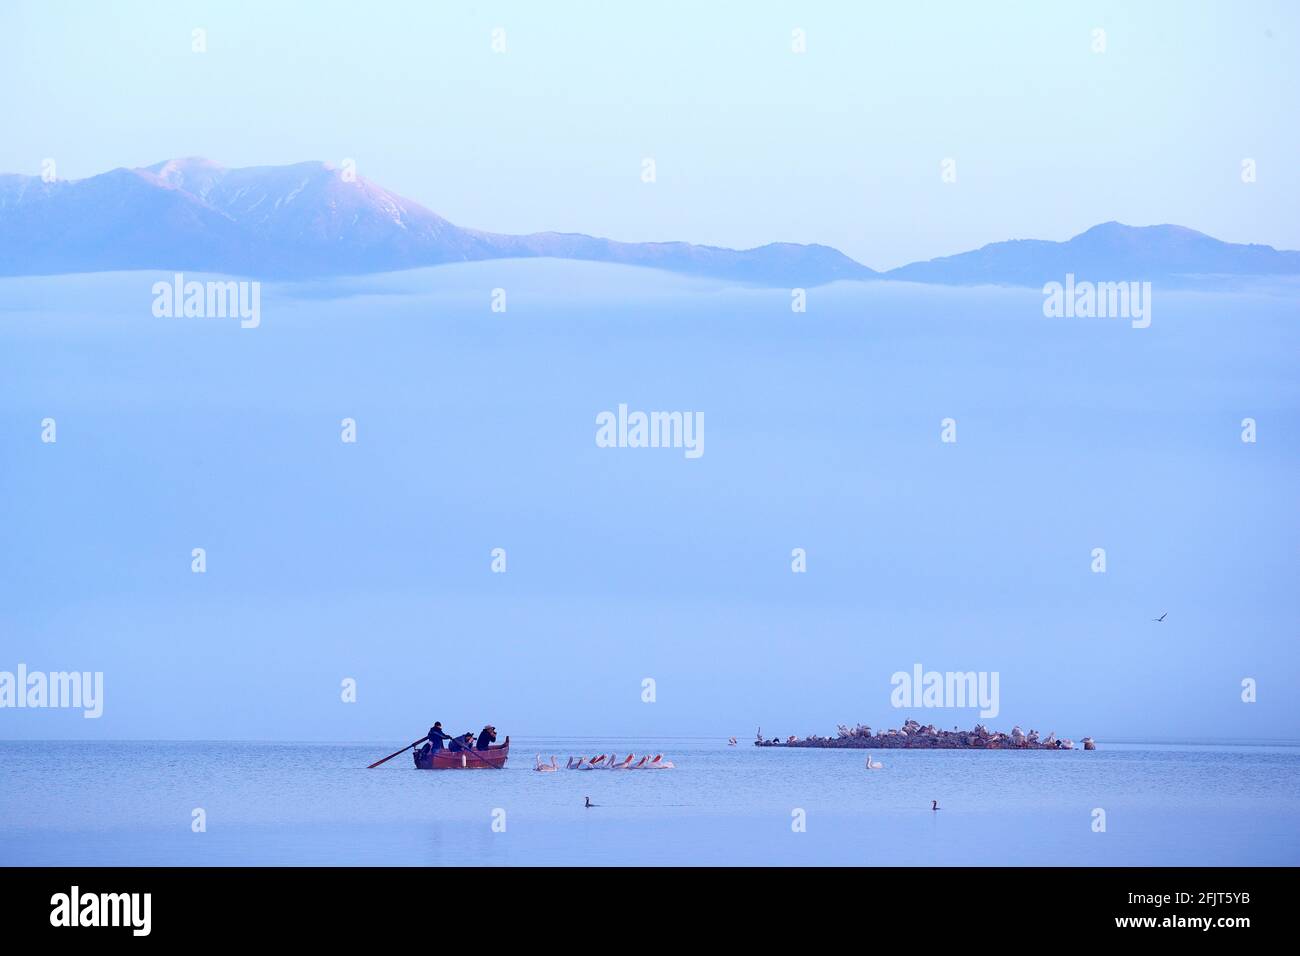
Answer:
[{"left": 2, "top": 0, "right": 1297, "bottom": 268}]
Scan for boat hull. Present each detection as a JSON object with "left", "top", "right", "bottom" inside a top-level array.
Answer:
[{"left": 415, "top": 739, "right": 509, "bottom": 770}]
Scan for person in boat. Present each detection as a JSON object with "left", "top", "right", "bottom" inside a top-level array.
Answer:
[
  {"left": 427, "top": 722, "right": 451, "bottom": 751},
  {"left": 448, "top": 732, "right": 474, "bottom": 753},
  {"left": 475, "top": 725, "right": 498, "bottom": 750}
]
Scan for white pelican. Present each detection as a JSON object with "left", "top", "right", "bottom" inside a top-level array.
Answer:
[
  {"left": 866, "top": 756, "right": 883, "bottom": 770},
  {"left": 646, "top": 754, "right": 675, "bottom": 769},
  {"left": 727, "top": 737, "right": 737, "bottom": 746},
  {"left": 535, "top": 755, "right": 559, "bottom": 772}
]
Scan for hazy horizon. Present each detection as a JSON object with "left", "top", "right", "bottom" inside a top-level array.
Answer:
[{"left": 3, "top": 263, "right": 1296, "bottom": 743}]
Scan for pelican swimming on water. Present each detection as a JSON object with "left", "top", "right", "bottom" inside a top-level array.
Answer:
[
  {"left": 866, "top": 756, "right": 884, "bottom": 770},
  {"left": 535, "top": 755, "right": 559, "bottom": 772}
]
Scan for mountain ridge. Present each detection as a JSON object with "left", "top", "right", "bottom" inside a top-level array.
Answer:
[
  {"left": 884, "top": 220, "right": 1300, "bottom": 285},
  {"left": 3, "top": 158, "right": 1298, "bottom": 286}
]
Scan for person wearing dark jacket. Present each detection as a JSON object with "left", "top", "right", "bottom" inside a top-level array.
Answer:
[
  {"left": 476, "top": 726, "right": 498, "bottom": 750},
  {"left": 427, "top": 722, "right": 451, "bottom": 750},
  {"left": 448, "top": 733, "right": 474, "bottom": 753}
]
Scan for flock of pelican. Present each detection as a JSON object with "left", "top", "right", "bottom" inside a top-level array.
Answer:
[
  {"left": 535, "top": 753, "right": 675, "bottom": 772},
  {"left": 536, "top": 745, "right": 884, "bottom": 772}
]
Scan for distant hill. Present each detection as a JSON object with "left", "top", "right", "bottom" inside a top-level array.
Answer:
[
  {"left": 2, "top": 159, "right": 1298, "bottom": 286},
  {"left": 0, "top": 158, "right": 875, "bottom": 286},
  {"left": 884, "top": 222, "right": 1300, "bottom": 286}
]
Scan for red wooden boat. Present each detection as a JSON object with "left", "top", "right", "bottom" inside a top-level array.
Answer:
[{"left": 414, "top": 737, "right": 510, "bottom": 770}]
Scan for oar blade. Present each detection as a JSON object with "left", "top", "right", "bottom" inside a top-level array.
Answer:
[{"left": 367, "top": 737, "right": 426, "bottom": 769}]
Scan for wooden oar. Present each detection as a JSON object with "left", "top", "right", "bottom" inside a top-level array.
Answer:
[
  {"left": 367, "top": 737, "right": 427, "bottom": 769},
  {"left": 462, "top": 737, "right": 507, "bottom": 770}
]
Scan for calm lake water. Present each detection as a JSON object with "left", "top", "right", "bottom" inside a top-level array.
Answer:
[
  {"left": 1, "top": 266, "right": 1296, "bottom": 747},
  {"left": 2, "top": 739, "right": 1297, "bottom": 866}
]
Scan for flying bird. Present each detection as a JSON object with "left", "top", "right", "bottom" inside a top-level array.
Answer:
[{"left": 1152, "top": 612, "right": 1168, "bottom": 622}]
